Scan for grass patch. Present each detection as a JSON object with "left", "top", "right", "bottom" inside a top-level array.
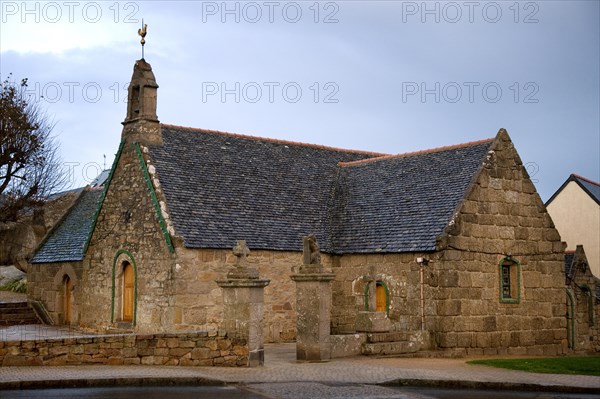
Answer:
[{"left": 467, "top": 357, "right": 600, "bottom": 376}]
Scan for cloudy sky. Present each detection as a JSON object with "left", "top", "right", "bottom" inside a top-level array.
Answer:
[{"left": 1, "top": 1, "right": 598, "bottom": 201}]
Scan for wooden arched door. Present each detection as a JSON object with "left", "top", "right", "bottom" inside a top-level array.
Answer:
[
  {"left": 376, "top": 282, "right": 387, "bottom": 313},
  {"left": 64, "top": 276, "right": 72, "bottom": 324},
  {"left": 122, "top": 262, "right": 134, "bottom": 322}
]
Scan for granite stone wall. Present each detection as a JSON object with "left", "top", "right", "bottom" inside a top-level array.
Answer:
[
  {"left": 0, "top": 331, "right": 248, "bottom": 367},
  {"left": 27, "top": 262, "right": 83, "bottom": 326},
  {"left": 330, "top": 252, "right": 433, "bottom": 334},
  {"left": 171, "top": 248, "right": 302, "bottom": 342},
  {"left": 433, "top": 130, "right": 567, "bottom": 356},
  {"left": 329, "top": 132, "right": 570, "bottom": 356},
  {"left": 82, "top": 141, "right": 176, "bottom": 333}
]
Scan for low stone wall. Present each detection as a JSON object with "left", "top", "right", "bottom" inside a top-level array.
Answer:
[{"left": 0, "top": 331, "right": 248, "bottom": 367}]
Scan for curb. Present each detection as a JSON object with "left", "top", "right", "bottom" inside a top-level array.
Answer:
[
  {"left": 2, "top": 376, "right": 598, "bottom": 394},
  {"left": 0, "top": 376, "right": 226, "bottom": 390},
  {"left": 379, "top": 378, "right": 600, "bottom": 394}
]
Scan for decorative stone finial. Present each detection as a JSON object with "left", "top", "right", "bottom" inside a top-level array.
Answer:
[
  {"left": 303, "top": 234, "right": 321, "bottom": 265},
  {"left": 233, "top": 240, "right": 250, "bottom": 268}
]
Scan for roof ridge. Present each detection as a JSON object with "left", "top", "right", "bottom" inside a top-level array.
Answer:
[
  {"left": 571, "top": 173, "right": 600, "bottom": 187},
  {"left": 337, "top": 137, "right": 495, "bottom": 167},
  {"left": 160, "top": 123, "right": 388, "bottom": 156}
]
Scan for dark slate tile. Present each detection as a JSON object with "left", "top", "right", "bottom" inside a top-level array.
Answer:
[
  {"left": 330, "top": 142, "right": 493, "bottom": 253},
  {"left": 31, "top": 189, "right": 103, "bottom": 263},
  {"left": 575, "top": 176, "right": 600, "bottom": 204},
  {"left": 149, "top": 125, "right": 493, "bottom": 254},
  {"left": 148, "top": 126, "right": 378, "bottom": 252}
]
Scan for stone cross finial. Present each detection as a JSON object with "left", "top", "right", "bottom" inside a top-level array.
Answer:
[
  {"left": 233, "top": 240, "right": 250, "bottom": 267},
  {"left": 303, "top": 234, "right": 321, "bottom": 265}
]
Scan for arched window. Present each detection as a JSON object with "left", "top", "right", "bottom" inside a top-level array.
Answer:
[{"left": 499, "top": 256, "right": 520, "bottom": 303}]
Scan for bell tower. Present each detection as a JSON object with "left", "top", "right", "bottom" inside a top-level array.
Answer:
[{"left": 121, "top": 23, "right": 161, "bottom": 145}]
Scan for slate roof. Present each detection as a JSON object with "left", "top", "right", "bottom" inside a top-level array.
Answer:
[
  {"left": 148, "top": 125, "right": 494, "bottom": 254},
  {"left": 31, "top": 189, "right": 103, "bottom": 263},
  {"left": 90, "top": 169, "right": 111, "bottom": 188},
  {"left": 47, "top": 187, "right": 84, "bottom": 201},
  {"left": 148, "top": 125, "right": 380, "bottom": 252},
  {"left": 330, "top": 141, "right": 494, "bottom": 253},
  {"left": 574, "top": 175, "right": 600, "bottom": 205}
]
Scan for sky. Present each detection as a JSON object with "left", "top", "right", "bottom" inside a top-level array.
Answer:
[{"left": 1, "top": 0, "right": 599, "bottom": 201}]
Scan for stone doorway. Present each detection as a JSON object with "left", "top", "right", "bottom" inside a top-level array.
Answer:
[
  {"left": 375, "top": 282, "right": 387, "bottom": 313},
  {"left": 122, "top": 262, "right": 134, "bottom": 322},
  {"left": 64, "top": 276, "right": 72, "bottom": 324}
]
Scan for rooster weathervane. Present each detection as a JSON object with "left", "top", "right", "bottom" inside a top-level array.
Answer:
[{"left": 138, "top": 20, "right": 147, "bottom": 59}]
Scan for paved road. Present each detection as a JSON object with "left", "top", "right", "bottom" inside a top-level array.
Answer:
[
  {"left": 0, "top": 386, "right": 267, "bottom": 399},
  {"left": 2, "top": 385, "right": 599, "bottom": 399}
]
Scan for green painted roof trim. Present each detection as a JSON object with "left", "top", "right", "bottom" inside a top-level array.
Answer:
[
  {"left": 135, "top": 142, "right": 175, "bottom": 253},
  {"left": 83, "top": 140, "right": 125, "bottom": 254}
]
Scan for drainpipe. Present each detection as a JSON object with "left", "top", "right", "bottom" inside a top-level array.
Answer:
[{"left": 416, "top": 257, "right": 429, "bottom": 331}]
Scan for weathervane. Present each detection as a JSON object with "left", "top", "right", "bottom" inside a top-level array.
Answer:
[{"left": 138, "top": 19, "right": 147, "bottom": 59}]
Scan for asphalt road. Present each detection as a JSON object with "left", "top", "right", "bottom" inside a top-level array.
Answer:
[
  {"left": 0, "top": 386, "right": 267, "bottom": 399},
  {"left": 1, "top": 385, "right": 599, "bottom": 399}
]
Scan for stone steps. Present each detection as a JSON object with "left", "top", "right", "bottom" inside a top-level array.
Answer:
[
  {"left": 362, "top": 331, "right": 431, "bottom": 356},
  {"left": 0, "top": 301, "right": 42, "bottom": 326},
  {"left": 366, "top": 331, "right": 412, "bottom": 343},
  {"left": 362, "top": 340, "right": 421, "bottom": 356}
]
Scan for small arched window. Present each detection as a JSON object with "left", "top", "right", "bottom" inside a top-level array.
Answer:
[{"left": 499, "top": 257, "right": 520, "bottom": 303}]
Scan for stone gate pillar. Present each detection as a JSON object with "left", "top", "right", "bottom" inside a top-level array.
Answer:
[
  {"left": 290, "top": 235, "right": 335, "bottom": 362},
  {"left": 217, "top": 240, "right": 270, "bottom": 367}
]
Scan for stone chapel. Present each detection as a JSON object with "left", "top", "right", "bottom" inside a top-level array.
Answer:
[{"left": 28, "top": 57, "right": 598, "bottom": 357}]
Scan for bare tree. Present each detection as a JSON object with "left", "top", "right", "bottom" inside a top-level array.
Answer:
[{"left": 0, "top": 75, "right": 68, "bottom": 223}]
